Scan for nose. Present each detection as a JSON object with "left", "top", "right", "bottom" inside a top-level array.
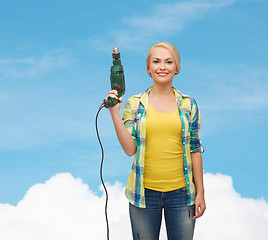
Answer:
[{"left": 160, "top": 61, "right": 166, "bottom": 70}]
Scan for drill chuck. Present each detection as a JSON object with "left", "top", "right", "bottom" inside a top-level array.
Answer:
[{"left": 112, "top": 46, "right": 120, "bottom": 60}]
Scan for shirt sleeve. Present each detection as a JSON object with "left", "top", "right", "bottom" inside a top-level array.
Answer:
[
  {"left": 122, "top": 99, "right": 137, "bottom": 144},
  {"left": 189, "top": 98, "right": 204, "bottom": 153}
]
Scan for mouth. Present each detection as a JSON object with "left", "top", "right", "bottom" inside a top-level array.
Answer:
[{"left": 157, "top": 72, "right": 169, "bottom": 76}]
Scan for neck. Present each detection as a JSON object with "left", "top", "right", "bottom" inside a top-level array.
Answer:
[{"left": 150, "top": 82, "right": 174, "bottom": 97}]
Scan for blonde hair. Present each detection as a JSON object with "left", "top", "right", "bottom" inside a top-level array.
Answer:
[{"left": 146, "top": 42, "right": 181, "bottom": 77}]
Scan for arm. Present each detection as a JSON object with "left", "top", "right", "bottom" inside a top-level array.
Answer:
[
  {"left": 191, "top": 152, "right": 206, "bottom": 220},
  {"left": 188, "top": 98, "right": 205, "bottom": 219},
  {"left": 106, "top": 90, "right": 137, "bottom": 156}
]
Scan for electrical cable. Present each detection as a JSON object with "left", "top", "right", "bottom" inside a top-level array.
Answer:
[{"left": 95, "top": 102, "right": 110, "bottom": 240}]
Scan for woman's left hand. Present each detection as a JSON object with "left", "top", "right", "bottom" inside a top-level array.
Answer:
[{"left": 193, "top": 192, "right": 206, "bottom": 220}]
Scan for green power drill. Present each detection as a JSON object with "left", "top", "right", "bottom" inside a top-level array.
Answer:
[{"left": 104, "top": 43, "right": 125, "bottom": 108}]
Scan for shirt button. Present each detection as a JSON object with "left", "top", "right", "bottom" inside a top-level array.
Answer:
[
  {"left": 185, "top": 167, "right": 187, "bottom": 170},
  {"left": 183, "top": 129, "right": 185, "bottom": 131}
]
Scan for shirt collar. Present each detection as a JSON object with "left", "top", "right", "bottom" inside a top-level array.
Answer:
[{"left": 139, "top": 86, "right": 188, "bottom": 108}]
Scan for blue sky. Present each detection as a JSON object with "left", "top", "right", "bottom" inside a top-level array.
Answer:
[{"left": 0, "top": 0, "right": 267, "bottom": 207}]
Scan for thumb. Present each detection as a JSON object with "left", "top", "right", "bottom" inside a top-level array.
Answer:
[{"left": 195, "top": 204, "right": 199, "bottom": 217}]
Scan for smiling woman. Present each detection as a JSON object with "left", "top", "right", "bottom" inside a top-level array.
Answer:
[
  {"left": 147, "top": 47, "right": 178, "bottom": 91},
  {"left": 105, "top": 42, "right": 205, "bottom": 240},
  {"left": 146, "top": 41, "right": 181, "bottom": 77}
]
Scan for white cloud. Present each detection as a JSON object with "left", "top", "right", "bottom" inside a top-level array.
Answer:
[
  {"left": 127, "top": 0, "right": 235, "bottom": 34},
  {"left": 0, "top": 172, "right": 267, "bottom": 240},
  {"left": 195, "top": 173, "right": 268, "bottom": 240},
  {"left": 181, "top": 62, "right": 268, "bottom": 137},
  {"left": 87, "top": 0, "right": 236, "bottom": 53},
  {"left": 189, "top": 63, "right": 268, "bottom": 111},
  {"left": 0, "top": 55, "right": 72, "bottom": 79},
  {"left": 0, "top": 173, "right": 131, "bottom": 240},
  {"left": 0, "top": 86, "right": 95, "bottom": 150}
]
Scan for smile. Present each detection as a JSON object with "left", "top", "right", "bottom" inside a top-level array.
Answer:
[{"left": 157, "top": 72, "right": 169, "bottom": 76}]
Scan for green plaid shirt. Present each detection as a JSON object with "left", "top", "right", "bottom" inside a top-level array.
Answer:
[{"left": 122, "top": 87, "right": 204, "bottom": 208}]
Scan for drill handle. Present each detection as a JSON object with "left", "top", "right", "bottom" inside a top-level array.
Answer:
[{"left": 104, "top": 96, "right": 119, "bottom": 108}]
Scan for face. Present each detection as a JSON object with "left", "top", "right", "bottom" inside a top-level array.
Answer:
[{"left": 147, "top": 47, "right": 178, "bottom": 84}]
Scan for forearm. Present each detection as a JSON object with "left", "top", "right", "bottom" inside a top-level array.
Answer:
[
  {"left": 191, "top": 152, "right": 204, "bottom": 194},
  {"left": 110, "top": 111, "right": 137, "bottom": 156},
  {"left": 191, "top": 151, "right": 206, "bottom": 219}
]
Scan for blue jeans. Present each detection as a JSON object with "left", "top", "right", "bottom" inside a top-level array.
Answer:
[{"left": 129, "top": 188, "right": 195, "bottom": 240}]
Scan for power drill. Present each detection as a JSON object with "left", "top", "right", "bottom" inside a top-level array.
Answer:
[
  {"left": 104, "top": 44, "right": 125, "bottom": 108},
  {"left": 96, "top": 43, "right": 126, "bottom": 240}
]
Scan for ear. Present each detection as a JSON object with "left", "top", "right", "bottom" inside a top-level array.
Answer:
[{"left": 146, "top": 66, "right": 151, "bottom": 76}]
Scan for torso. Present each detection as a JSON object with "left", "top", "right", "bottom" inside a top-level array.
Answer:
[
  {"left": 148, "top": 93, "right": 177, "bottom": 113},
  {"left": 144, "top": 102, "right": 186, "bottom": 191}
]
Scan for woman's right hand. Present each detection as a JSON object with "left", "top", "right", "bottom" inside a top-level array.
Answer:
[{"left": 105, "top": 89, "right": 123, "bottom": 113}]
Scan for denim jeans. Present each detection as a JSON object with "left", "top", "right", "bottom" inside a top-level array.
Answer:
[{"left": 129, "top": 187, "right": 195, "bottom": 240}]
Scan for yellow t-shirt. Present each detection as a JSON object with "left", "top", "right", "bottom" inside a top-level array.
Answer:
[{"left": 144, "top": 103, "right": 186, "bottom": 191}]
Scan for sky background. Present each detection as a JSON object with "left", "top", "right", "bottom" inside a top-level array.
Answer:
[{"left": 0, "top": 0, "right": 268, "bottom": 239}]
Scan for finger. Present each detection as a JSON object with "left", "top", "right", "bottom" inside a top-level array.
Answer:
[
  {"left": 118, "top": 97, "right": 123, "bottom": 102},
  {"left": 106, "top": 93, "right": 118, "bottom": 100},
  {"left": 106, "top": 89, "right": 117, "bottom": 96},
  {"left": 193, "top": 205, "right": 205, "bottom": 220},
  {"left": 193, "top": 205, "right": 200, "bottom": 220},
  {"left": 109, "top": 89, "right": 118, "bottom": 95},
  {"left": 196, "top": 204, "right": 200, "bottom": 216},
  {"left": 109, "top": 93, "right": 118, "bottom": 98},
  {"left": 199, "top": 206, "right": 206, "bottom": 217}
]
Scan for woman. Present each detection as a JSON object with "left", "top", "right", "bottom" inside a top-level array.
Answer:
[{"left": 106, "top": 42, "right": 206, "bottom": 240}]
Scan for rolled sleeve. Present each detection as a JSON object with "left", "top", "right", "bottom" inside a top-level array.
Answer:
[
  {"left": 122, "top": 100, "right": 137, "bottom": 144},
  {"left": 189, "top": 98, "right": 204, "bottom": 153}
]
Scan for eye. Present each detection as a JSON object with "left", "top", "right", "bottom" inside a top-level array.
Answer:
[
  {"left": 152, "top": 60, "right": 159, "bottom": 63},
  {"left": 167, "top": 61, "right": 173, "bottom": 64}
]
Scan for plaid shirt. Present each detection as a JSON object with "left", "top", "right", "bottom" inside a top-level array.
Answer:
[{"left": 122, "top": 87, "right": 204, "bottom": 208}]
